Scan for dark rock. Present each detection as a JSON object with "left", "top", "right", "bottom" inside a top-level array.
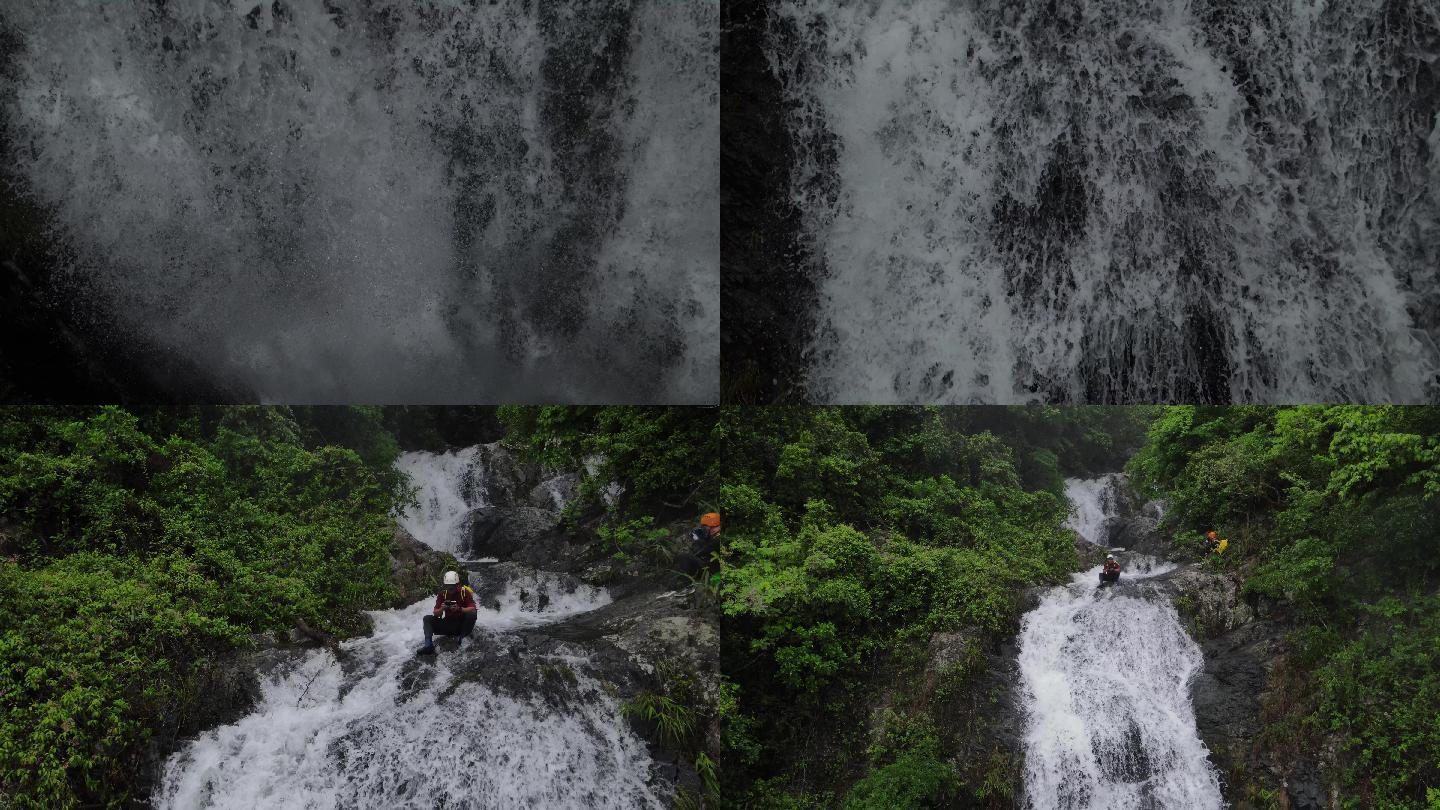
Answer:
[
  {"left": 462, "top": 506, "right": 564, "bottom": 563},
  {"left": 1282, "top": 759, "right": 1330, "bottom": 810},
  {"left": 1150, "top": 564, "right": 1256, "bottom": 640},
  {"left": 1191, "top": 619, "right": 1278, "bottom": 764},
  {"left": 543, "top": 582, "right": 718, "bottom": 685},
  {"left": 527, "top": 472, "right": 581, "bottom": 512},
  {"left": 388, "top": 524, "right": 455, "bottom": 606},
  {"left": 474, "top": 442, "right": 539, "bottom": 506},
  {"left": 720, "top": 0, "right": 823, "bottom": 403},
  {"left": 1107, "top": 510, "right": 1169, "bottom": 557}
]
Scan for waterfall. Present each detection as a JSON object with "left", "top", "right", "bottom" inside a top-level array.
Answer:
[
  {"left": 154, "top": 446, "right": 664, "bottom": 809},
  {"left": 769, "top": 0, "right": 1440, "bottom": 403},
  {"left": 1016, "top": 476, "right": 1222, "bottom": 809},
  {"left": 0, "top": 0, "right": 717, "bottom": 402},
  {"left": 1062, "top": 474, "right": 1128, "bottom": 547},
  {"left": 395, "top": 448, "right": 489, "bottom": 556}
]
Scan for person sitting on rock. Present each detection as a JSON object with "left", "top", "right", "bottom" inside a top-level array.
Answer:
[
  {"left": 1203, "top": 531, "right": 1228, "bottom": 555},
  {"left": 1099, "top": 554, "right": 1121, "bottom": 585},
  {"left": 416, "top": 570, "right": 477, "bottom": 656}
]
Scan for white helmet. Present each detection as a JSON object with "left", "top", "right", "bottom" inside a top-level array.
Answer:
[
  {"left": 443, "top": 570, "right": 460, "bottom": 585},
  {"left": 1106, "top": 554, "right": 1116, "bottom": 561}
]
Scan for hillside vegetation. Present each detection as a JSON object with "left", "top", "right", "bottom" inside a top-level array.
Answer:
[
  {"left": 719, "top": 406, "right": 1148, "bottom": 807},
  {"left": 1130, "top": 405, "right": 1440, "bottom": 810}
]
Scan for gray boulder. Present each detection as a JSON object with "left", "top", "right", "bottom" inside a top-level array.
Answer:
[
  {"left": 388, "top": 524, "right": 455, "bottom": 606},
  {"left": 527, "top": 472, "right": 582, "bottom": 512},
  {"left": 474, "top": 442, "right": 539, "bottom": 507},
  {"left": 463, "top": 506, "right": 566, "bottom": 565}
]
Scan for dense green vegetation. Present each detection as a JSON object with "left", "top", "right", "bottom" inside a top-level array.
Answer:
[
  {"left": 718, "top": 406, "right": 1150, "bottom": 807},
  {"left": 0, "top": 406, "right": 423, "bottom": 809},
  {"left": 499, "top": 406, "right": 722, "bottom": 560},
  {"left": 1130, "top": 405, "right": 1440, "bottom": 810}
]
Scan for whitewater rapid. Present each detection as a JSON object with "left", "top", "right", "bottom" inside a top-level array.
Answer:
[
  {"left": 770, "top": 0, "right": 1440, "bottom": 403},
  {"left": 154, "top": 448, "right": 664, "bottom": 809},
  {"left": 1016, "top": 476, "right": 1222, "bottom": 809},
  {"left": 395, "top": 447, "right": 492, "bottom": 556},
  {"left": 1, "top": 0, "right": 718, "bottom": 402}
]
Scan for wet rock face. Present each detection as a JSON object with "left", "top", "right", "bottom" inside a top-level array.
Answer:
[
  {"left": 922, "top": 629, "right": 1027, "bottom": 795},
  {"left": 1146, "top": 563, "right": 1338, "bottom": 807},
  {"left": 544, "top": 584, "right": 718, "bottom": 685},
  {"left": 1106, "top": 505, "right": 1170, "bottom": 557},
  {"left": 388, "top": 525, "right": 456, "bottom": 607},
  {"left": 527, "top": 472, "right": 581, "bottom": 512},
  {"left": 463, "top": 506, "right": 567, "bottom": 564},
  {"left": 453, "top": 572, "right": 717, "bottom": 800},
  {"left": 473, "top": 442, "right": 540, "bottom": 507},
  {"left": 1189, "top": 619, "right": 1277, "bottom": 770},
  {"left": 1152, "top": 566, "right": 1256, "bottom": 641}
]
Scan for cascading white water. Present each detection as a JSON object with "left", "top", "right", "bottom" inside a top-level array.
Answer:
[
  {"left": 395, "top": 448, "right": 489, "bottom": 555},
  {"left": 770, "top": 0, "right": 1440, "bottom": 403},
  {"left": 1016, "top": 477, "right": 1222, "bottom": 809},
  {"left": 0, "top": 0, "right": 717, "bottom": 402},
  {"left": 155, "top": 447, "right": 663, "bottom": 809},
  {"left": 1063, "top": 474, "right": 1128, "bottom": 548}
]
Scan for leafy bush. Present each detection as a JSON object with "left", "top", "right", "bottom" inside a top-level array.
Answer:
[
  {"left": 496, "top": 406, "right": 720, "bottom": 520},
  {"left": 1310, "top": 597, "right": 1440, "bottom": 809},
  {"left": 0, "top": 407, "right": 409, "bottom": 809},
  {"left": 1131, "top": 405, "right": 1440, "bottom": 806},
  {"left": 720, "top": 406, "right": 1113, "bottom": 804},
  {"left": 843, "top": 712, "right": 959, "bottom": 809}
]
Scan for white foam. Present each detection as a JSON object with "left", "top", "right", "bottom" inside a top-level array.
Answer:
[
  {"left": 1021, "top": 475, "right": 1219, "bottom": 808},
  {"left": 1018, "top": 582, "right": 1222, "bottom": 809},
  {"left": 3, "top": 0, "right": 717, "bottom": 402},
  {"left": 395, "top": 449, "right": 488, "bottom": 555},
  {"left": 774, "top": 0, "right": 1439, "bottom": 402},
  {"left": 1063, "top": 474, "right": 1127, "bottom": 546},
  {"left": 154, "top": 589, "right": 644, "bottom": 810}
]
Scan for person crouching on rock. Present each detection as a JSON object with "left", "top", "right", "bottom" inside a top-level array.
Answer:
[
  {"left": 416, "top": 570, "right": 477, "bottom": 655},
  {"left": 1099, "top": 554, "right": 1121, "bottom": 585}
]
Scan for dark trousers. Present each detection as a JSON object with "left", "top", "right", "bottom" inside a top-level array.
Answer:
[
  {"left": 1100, "top": 570, "right": 1120, "bottom": 584},
  {"left": 423, "top": 612, "right": 477, "bottom": 644}
]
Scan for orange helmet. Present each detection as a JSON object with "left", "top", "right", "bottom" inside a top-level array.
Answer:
[
  {"left": 700, "top": 512, "right": 721, "bottom": 528},
  {"left": 1206, "top": 531, "right": 1218, "bottom": 540}
]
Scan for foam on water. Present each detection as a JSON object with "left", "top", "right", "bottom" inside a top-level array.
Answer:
[
  {"left": 395, "top": 448, "right": 488, "bottom": 555},
  {"left": 772, "top": 0, "right": 1440, "bottom": 402},
  {"left": 152, "top": 587, "right": 650, "bottom": 810},
  {"left": 1017, "top": 475, "right": 1221, "bottom": 808},
  {"left": 1, "top": 0, "right": 718, "bottom": 402},
  {"left": 1063, "top": 474, "right": 1128, "bottom": 546}
]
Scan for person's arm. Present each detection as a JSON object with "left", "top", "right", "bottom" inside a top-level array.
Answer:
[
  {"left": 461, "top": 588, "right": 477, "bottom": 614},
  {"left": 433, "top": 593, "right": 445, "bottom": 617}
]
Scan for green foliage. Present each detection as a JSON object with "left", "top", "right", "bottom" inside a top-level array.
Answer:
[
  {"left": 596, "top": 515, "right": 673, "bottom": 564},
  {"left": 496, "top": 406, "right": 720, "bottom": 520},
  {"left": 623, "top": 690, "right": 696, "bottom": 750},
  {"left": 1310, "top": 597, "right": 1440, "bottom": 809},
  {"left": 842, "top": 712, "right": 959, "bottom": 809},
  {"left": 1134, "top": 405, "right": 1440, "bottom": 807},
  {"left": 0, "top": 407, "right": 408, "bottom": 809},
  {"left": 721, "top": 407, "right": 1123, "bottom": 804}
]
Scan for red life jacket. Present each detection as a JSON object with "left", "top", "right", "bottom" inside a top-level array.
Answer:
[
  {"left": 434, "top": 585, "right": 476, "bottom": 615},
  {"left": 1103, "top": 560, "right": 1121, "bottom": 575}
]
